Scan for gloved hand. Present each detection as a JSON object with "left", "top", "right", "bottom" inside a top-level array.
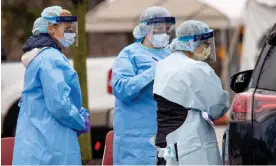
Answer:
[
  {"left": 77, "top": 116, "right": 90, "bottom": 137},
  {"left": 79, "top": 107, "right": 90, "bottom": 117},
  {"left": 201, "top": 112, "right": 214, "bottom": 128}
]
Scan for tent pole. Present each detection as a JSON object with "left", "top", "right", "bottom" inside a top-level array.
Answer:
[
  {"left": 228, "top": 26, "right": 241, "bottom": 65},
  {"left": 220, "top": 28, "right": 230, "bottom": 93}
]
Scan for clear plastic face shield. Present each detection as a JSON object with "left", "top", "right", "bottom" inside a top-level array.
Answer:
[
  {"left": 142, "top": 17, "right": 176, "bottom": 48},
  {"left": 145, "top": 17, "right": 176, "bottom": 36},
  {"left": 45, "top": 16, "right": 78, "bottom": 47},
  {"left": 178, "top": 29, "right": 216, "bottom": 63}
]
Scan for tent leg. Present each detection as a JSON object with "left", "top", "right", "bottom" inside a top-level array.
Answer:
[{"left": 220, "top": 29, "right": 229, "bottom": 93}]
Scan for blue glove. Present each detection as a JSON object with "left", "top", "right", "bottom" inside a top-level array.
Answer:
[
  {"left": 77, "top": 116, "right": 90, "bottom": 137},
  {"left": 77, "top": 107, "right": 90, "bottom": 137}
]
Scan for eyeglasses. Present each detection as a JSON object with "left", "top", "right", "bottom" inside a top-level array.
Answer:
[
  {"left": 153, "top": 24, "right": 174, "bottom": 35},
  {"left": 201, "top": 41, "right": 210, "bottom": 48}
]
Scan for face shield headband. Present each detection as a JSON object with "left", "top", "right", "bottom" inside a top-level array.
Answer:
[
  {"left": 178, "top": 29, "right": 216, "bottom": 63},
  {"left": 43, "top": 16, "right": 78, "bottom": 47}
]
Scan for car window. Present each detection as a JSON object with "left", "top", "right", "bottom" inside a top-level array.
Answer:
[
  {"left": 249, "top": 43, "right": 271, "bottom": 88},
  {"left": 249, "top": 24, "right": 276, "bottom": 89},
  {"left": 256, "top": 46, "right": 276, "bottom": 91}
]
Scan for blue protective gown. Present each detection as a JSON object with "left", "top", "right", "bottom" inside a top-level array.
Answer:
[
  {"left": 12, "top": 47, "right": 87, "bottom": 165},
  {"left": 112, "top": 42, "right": 171, "bottom": 165}
]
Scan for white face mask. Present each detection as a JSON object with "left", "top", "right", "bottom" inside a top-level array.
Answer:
[
  {"left": 150, "top": 33, "right": 170, "bottom": 48},
  {"left": 194, "top": 46, "right": 211, "bottom": 61},
  {"left": 59, "top": 32, "right": 76, "bottom": 48}
]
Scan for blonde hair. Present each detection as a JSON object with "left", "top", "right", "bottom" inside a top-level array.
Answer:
[
  {"left": 60, "top": 9, "right": 72, "bottom": 16},
  {"left": 47, "top": 9, "right": 73, "bottom": 36}
]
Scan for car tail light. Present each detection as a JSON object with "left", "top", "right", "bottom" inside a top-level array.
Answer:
[
  {"left": 231, "top": 92, "right": 252, "bottom": 121},
  {"left": 107, "top": 69, "right": 113, "bottom": 94},
  {"left": 231, "top": 92, "right": 276, "bottom": 121},
  {"left": 94, "top": 141, "right": 102, "bottom": 151}
]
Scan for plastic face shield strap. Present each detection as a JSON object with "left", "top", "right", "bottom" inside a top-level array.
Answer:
[
  {"left": 46, "top": 16, "right": 78, "bottom": 47},
  {"left": 178, "top": 30, "right": 216, "bottom": 63},
  {"left": 145, "top": 17, "right": 176, "bottom": 35}
]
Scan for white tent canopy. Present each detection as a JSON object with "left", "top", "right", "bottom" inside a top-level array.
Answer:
[
  {"left": 240, "top": 0, "right": 276, "bottom": 71},
  {"left": 200, "top": 0, "right": 246, "bottom": 27},
  {"left": 86, "top": 0, "right": 246, "bottom": 32}
]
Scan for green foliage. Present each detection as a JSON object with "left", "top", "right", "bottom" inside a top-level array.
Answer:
[
  {"left": 2, "top": 3, "right": 39, "bottom": 42},
  {"left": 1, "top": 0, "right": 73, "bottom": 59}
]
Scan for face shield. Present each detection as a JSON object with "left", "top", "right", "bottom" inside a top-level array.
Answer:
[
  {"left": 44, "top": 16, "right": 78, "bottom": 47},
  {"left": 142, "top": 17, "right": 176, "bottom": 48},
  {"left": 178, "top": 29, "right": 216, "bottom": 63},
  {"left": 144, "top": 17, "right": 176, "bottom": 35}
]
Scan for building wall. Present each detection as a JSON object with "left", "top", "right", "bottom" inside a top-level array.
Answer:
[
  {"left": 86, "top": 0, "right": 131, "bottom": 57},
  {"left": 87, "top": 32, "right": 131, "bottom": 57}
]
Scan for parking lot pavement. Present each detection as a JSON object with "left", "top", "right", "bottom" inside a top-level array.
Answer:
[{"left": 215, "top": 125, "right": 227, "bottom": 152}]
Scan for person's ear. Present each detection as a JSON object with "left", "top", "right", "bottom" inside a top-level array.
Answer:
[
  {"left": 48, "top": 25, "right": 55, "bottom": 35},
  {"left": 145, "top": 30, "right": 153, "bottom": 41}
]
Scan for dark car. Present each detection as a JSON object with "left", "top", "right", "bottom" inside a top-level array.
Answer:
[{"left": 222, "top": 24, "right": 276, "bottom": 165}]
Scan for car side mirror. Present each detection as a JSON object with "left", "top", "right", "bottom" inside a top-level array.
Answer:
[{"left": 230, "top": 70, "right": 253, "bottom": 93}]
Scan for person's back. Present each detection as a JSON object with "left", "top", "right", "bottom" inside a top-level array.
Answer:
[
  {"left": 154, "top": 51, "right": 200, "bottom": 151},
  {"left": 153, "top": 20, "right": 229, "bottom": 165}
]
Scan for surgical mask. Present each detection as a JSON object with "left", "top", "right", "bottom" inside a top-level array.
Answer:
[
  {"left": 194, "top": 46, "right": 211, "bottom": 61},
  {"left": 59, "top": 32, "right": 76, "bottom": 48},
  {"left": 150, "top": 33, "right": 170, "bottom": 48}
]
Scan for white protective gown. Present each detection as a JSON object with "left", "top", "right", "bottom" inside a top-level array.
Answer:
[{"left": 153, "top": 51, "right": 229, "bottom": 165}]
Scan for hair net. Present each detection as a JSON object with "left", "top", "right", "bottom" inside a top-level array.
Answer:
[
  {"left": 133, "top": 6, "right": 172, "bottom": 39},
  {"left": 31, "top": 6, "right": 63, "bottom": 36},
  {"left": 170, "top": 20, "right": 210, "bottom": 53},
  {"left": 41, "top": 6, "right": 62, "bottom": 24},
  {"left": 32, "top": 17, "right": 49, "bottom": 36}
]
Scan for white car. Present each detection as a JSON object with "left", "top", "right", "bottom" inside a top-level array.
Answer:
[{"left": 1, "top": 56, "right": 115, "bottom": 158}]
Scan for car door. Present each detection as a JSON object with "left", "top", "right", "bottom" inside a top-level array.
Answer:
[
  {"left": 226, "top": 25, "right": 276, "bottom": 165},
  {"left": 249, "top": 41, "right": 276, "bottom": 164}
]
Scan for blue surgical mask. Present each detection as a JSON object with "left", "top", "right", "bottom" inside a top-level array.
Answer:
[
  {"left": 150, "top": 33, "right": 170, "bottom": 48},
  {"left": 59, "top": 32, "right": 76, "bottom": 48}
]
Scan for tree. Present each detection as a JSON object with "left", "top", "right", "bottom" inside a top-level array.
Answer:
[
  {"left": 1, "top": 0, "right": 73, "bottom": 60},
  {"left": 72, "top": 0, "right": 93, "bottom": 163}
]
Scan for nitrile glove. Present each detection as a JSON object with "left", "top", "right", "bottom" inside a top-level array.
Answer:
[{"left": 77, "top": 116, "right": 90, "bottom": 137}]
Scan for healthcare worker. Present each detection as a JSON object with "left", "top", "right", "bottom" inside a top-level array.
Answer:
[
  {"left": 112, "top": 6, "right": 175, "bottom": 165},
  {"left": 153, "top": 20, "right": 229, "bottom": 165},
  {"left": 12, "top": 6, "right": 90, "bottom": 165}
]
